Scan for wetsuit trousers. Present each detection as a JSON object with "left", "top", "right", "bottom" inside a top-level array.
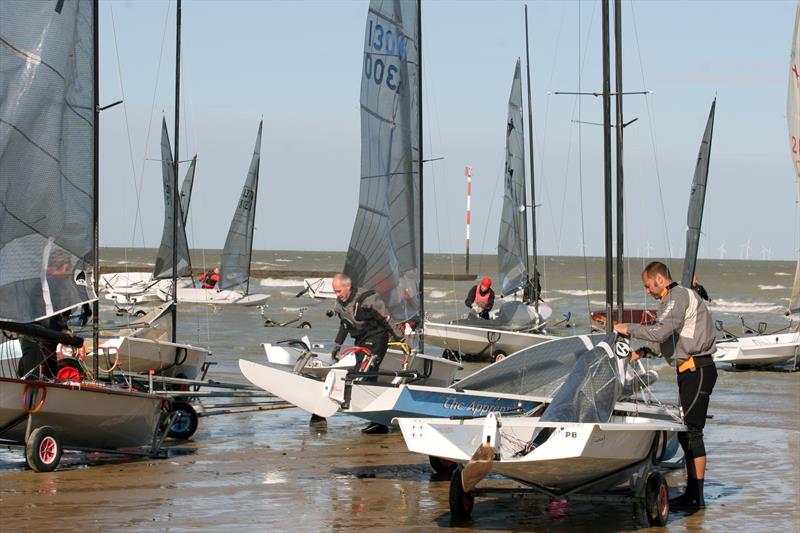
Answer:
[
  {"left": 676, "top": 362, "right": 717, "bottom": 460},
  {"left": 355, "top": 331, "right": 389, "bottom": 378}
]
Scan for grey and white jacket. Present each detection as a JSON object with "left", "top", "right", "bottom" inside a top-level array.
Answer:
[{"left": 628, "top": 282, "right": 716, "bottom": 367}]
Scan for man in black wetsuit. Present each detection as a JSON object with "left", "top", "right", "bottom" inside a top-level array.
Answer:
[{"left": 330, "top": 273, "right": 400, "bottom": 433}]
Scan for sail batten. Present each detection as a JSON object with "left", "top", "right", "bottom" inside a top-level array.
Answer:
[
  {"left": 0, "top": 0, "right": 97, "bottom": 322},
  {"left": 497, "top": 60, "right": 529, "bottom": 298},
  {"left": 153, "top": 119, "right": 192, "bottom": 280},
  {"left": 344, "top": 0, "right": 420, "bottom": 323},
  {"left": 680, "top": 99, "right": 715, "bottom": 289},
  {"left": 788, "top": 2, "right": 800, "bottom": 315},
  {"left": 219, "top": 121, "right": 262, "bottom": 293}
]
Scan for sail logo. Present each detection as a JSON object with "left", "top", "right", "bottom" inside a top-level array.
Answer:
[
  {"left": 238, "top": 188, "right": 254, "bottom": 210},
  {"left": 443, "top": 396, "right": 521, "bottom": 417},
  {"left": 364, "top": 18, "right": 410, "bottom": 93}
]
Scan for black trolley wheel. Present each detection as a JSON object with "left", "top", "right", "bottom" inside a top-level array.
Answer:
[
  {"left": 493, "top": 351, "right": 507, "bottom": 363},
  {"left": 26, "top": 426, "right": 62, "bottom": 473},
  {"left": 645, "top": 471, "right": 670, "bottom": 526},
  {"left": 429, "top": 455, "right": 458, "bottom": 476},
  {"left": 300, "top": 321, "right": 312, "bottom": 329},
  {"left": 167, "top": 402, "right": 199, "bottom": 440},
  {"left": 449, "top": 467, "right": 474, "bottom": 518}
]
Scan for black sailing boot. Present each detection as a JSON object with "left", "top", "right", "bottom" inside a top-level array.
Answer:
[
  {"left": 669, "top": 478, "right": 697, "bottom": 509},
  {"left": 694, "top": 478, "right": 706, "bottom": 509}
]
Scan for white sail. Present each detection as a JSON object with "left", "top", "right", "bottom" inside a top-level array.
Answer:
[{"left": 789, "top": 2, "right": 800, "bottom": 315}]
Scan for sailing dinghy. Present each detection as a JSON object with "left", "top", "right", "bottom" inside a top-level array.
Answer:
[
  {"left": 0, "top": 0, "right": 175, "bottom": 471},
  {"left": 714, "top": 6, "right": 800, "bottom": 369},
  {"left": 423, "top": 61, "right": 552, "bottom": 361},
  {"left": 167, "top": 122, "right": 269, "bottom": 306}
]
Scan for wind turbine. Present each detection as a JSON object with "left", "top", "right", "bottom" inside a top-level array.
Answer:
[{"left": 717, "top": 241, "right": 726, "bottom": 260}]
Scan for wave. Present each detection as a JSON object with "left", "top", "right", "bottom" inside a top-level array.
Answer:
[
  {"left": 257, "top": 278, "right": 305, "bottom": 288},
  {"left": 757, "top": 285, "right": 787, "bottom": 290},
  {"left": 708, "top": 298, "right": 785, "bottom": 314},
  {"left": 775, "top": 272, "right": 791, "bottom": 276},
  {"left": 275, "top": 258, "right": 292, "bottom": 263},
  {"left": 428, "top": 290, "right": 450, "bottom": 299},
  {"left": 555, "top": 289, "right": 605, "bottom": 297}
]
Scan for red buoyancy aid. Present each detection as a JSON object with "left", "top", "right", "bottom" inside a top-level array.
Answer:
[
  {"left": 472, "top": 285, "right": 492, "bottom": 308},
  {"left": 201, "top": 270, "right": 220, "bottom": 289}
]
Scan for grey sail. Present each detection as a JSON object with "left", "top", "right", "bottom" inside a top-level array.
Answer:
[
  {"left": 180, "top": 155, "right": 197, "bottom": 225},
  {"left": 153, "top": 118, "right": 192, "bottom": 280},
  {"left": 497, "top": 60, "right": 529, "bottom": 298},
  {"left": 788, "top": 2, "right": 800, "bottom": 316},
  {"left": 219, "top": 121, "right": 262, "bottom": 293},
  {"left": 343, "top": 0, "right": 421, "bottom": 323},
  {"left": 680, "top": 99, "right": 715, "bottom": 289},
  {"left": 0, "top": 0, "right": 96, "bottom": 322}
]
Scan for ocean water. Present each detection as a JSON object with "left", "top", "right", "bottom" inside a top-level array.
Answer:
[{"left": 1, "top": 249, "right": 797, "bottom": 531}]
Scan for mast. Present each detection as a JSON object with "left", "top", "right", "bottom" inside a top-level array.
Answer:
[
  {"left": 614, "top": 0, "right": 624, "bottom": 323},
  {"left": 524, "top": 4, "right": 538, "bottom": 309},
  {"left": 92, "top": 0, "right": 100, "bottom": 377},
  {"left": 602, "top": 0, "right": 613, "bottom": 334},
  {"left": 171, "top": 0, "right": 181, "bottom": 343},
  {"left": 417, "top": 0, "right": 424, "bottom": 352},
  {"left": 246, "top": 150, "right": 260, "bottom": 296}
]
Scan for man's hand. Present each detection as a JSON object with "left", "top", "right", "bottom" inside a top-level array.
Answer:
[
  {"left": 630, "top": 349, "right": 642, "bottom": 362},
  {"left": 613, "top": 323, "right": 630, "bottom": 336}
]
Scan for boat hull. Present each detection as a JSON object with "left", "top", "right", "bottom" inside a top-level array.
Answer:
[
  {"left": 397, "top": 414, "right": 683, "bottom": 493},
  {"left": 714, "top": 333, "right": 800, "bottom": 367},
  {"left": 168, "top": 287, "right": 269, "bottom": 306},
  {"left": 422, "top": 321, "right": 552, "bottom": 357},
  {"left": 0, "top": 378, "right": 163, "bottom": 450}
]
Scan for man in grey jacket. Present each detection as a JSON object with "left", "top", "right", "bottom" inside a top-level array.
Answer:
[{"left": 614, "top": 261, "right": 717, "bottom": 511}]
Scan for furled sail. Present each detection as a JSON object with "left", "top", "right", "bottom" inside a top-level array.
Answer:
[
  {"left": 219, "top": 121, "right": 262, "bottom": 293},
  {"left": 153, "top": 119, "right": 193, "bottom": 280},
  {"left": 680, "top": 99, "right": 715, "bottom": 289},
  {"left": 180, "top": 155, "right": 197, "bottom": 225},
  {"left": 0, "top": 0, "right": 97, "bottom": 322},
  {"left": 343, "top": 0, "right": 420, "bottom": 322},
  {"left": 497, "top": 59, "right": 529, "bottom": 297},
  {"left": 788, "top": 2, "right": 800, "bottom": 316}
]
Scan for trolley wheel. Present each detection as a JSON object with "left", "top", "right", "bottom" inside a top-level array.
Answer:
[
  {"left": 449, "top": 467, "right": 474, "bottom": 518},
  {"left": 645, "top": 471, "right": 670, "bottom": 526},
  {"left": 493, "top": 351, "right": 507, "bottom": 363},
  {"left": 26, "top": 426, "right": 62, "bottom": 473},
  {"left": 429, "top": 455, "right": 458, "bottom": 476},
  {"left": 300, "top": 321, "right": 312, "bottom": 329},
  {"left": 442, "top": 349, "right": 457, "bottom": 361},
  {"left": 135, "top": 310, "right": 147, "bottom": 318},
  {"left": 168, "top": 402, "right": 199, "bottom": 440}
]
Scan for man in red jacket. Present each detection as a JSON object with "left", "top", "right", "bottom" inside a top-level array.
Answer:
[{"left": 200, "top": 266, "right": 220, "bottom": 289}]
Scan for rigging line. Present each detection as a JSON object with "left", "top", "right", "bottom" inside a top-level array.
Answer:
[
  {"left": 629, "top": 0, "right": 671, "bottom": 258},
  {"left": 574, "top": 0, "right": 595, "bottom": 314},
  {"left": 108, "top": 3, "right": 145, "bottom": 270},
  {"left": 130, "top": 0, "right": 173, "bottom": 250}
]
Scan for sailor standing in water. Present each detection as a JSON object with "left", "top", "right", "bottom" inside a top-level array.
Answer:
[{"left": 614, "top": 261, "right": 717, "bottom": 510}]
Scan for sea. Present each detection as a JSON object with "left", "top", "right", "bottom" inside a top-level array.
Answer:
[{"left": 1, "top": 249, "right": 798, "bottom": 532}]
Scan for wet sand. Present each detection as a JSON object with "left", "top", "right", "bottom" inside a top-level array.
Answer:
[{"left": 1, "top": 365, "right": 798, "bottom": 532}]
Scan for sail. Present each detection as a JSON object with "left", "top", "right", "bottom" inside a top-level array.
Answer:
[
  {"left": 343, "top": 0, "right": 421, "bottom": 322},
  {"left": 180, "top": 155, "right": 197, "bottom": 225},
  {"left": 497, "top": 60, "right": 529, "bottom": 297},
  {"left": 153, "top": 119, "right": 192, "bottom": 279},
  {"left": 0, "top": 0, "right": 97, "bottom": 322},
  {"left": 788, "top": 2, "right": 800, "bottom": 315},
  {"left": 680, "top": 99, "right": 716, "bottom": 289},
  {"left": 219, "top": 121, "right": 262, "bottom": 292}
]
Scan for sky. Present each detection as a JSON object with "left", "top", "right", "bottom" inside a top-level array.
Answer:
[{"left": 98, "top": 0, "right": 798, "bottom": 261}]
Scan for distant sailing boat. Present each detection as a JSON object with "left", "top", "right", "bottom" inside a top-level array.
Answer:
[
  {"left": 168, "top": 121, "right": 269, "bottom": 306},
  {"left": 714, "top": 4, "right": 800, "bottom": 369},
  {"left": 100, "top": 121, "right": 197, "bottom": 306},
  {"left": 422, "top": 61, "right": 553, "bottom": 361}
]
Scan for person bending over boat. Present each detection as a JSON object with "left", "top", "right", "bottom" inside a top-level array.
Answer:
[
  {"left": 614, "top": 261, "right": 717, "bottom": 511},
  {"left": 465, "top": 276, "right": 495, "bottom": 319},
  {"left": 199, "top": 267, "right": 220, "bottom": 289},
  {"left": 330, "top": 273, "right": 402, "bottom": 433},
  {"left": 692, "top": 275, "right": 711, "bottom": 302},
  {"left": 18, "top": 310, "right": 72, "bottom": 380}
]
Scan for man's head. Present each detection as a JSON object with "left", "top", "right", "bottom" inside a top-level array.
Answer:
[
  {"left": 332, "top": 273, "right": 352, "bottom": 302},
  {"left": 642, "top": 261, "right": 672, "bottom": 300},
  {"left": 480, "top": 276, "right": 492, "bottom": 290},
  {"left": 213, "top": 267, "right": 220, "bottom": 274}
]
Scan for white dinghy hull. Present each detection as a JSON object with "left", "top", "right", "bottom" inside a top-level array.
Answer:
[{"left": 714, "top": 333, "right": 800, "bottom": 367}]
